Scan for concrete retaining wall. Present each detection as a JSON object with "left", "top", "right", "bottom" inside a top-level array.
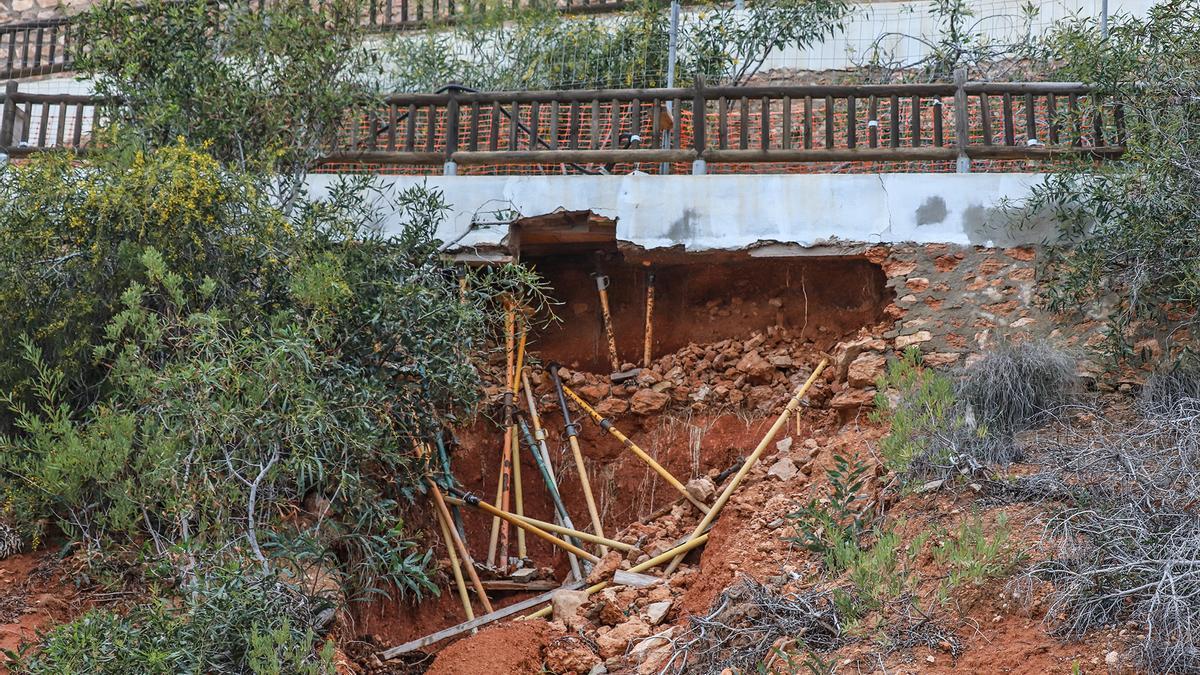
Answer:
[
  {"left": 305, "top": 172, "right": 1055, "bottom": 254},
  {"left": 305, "top": 170, "right": 1138, "bottom": 378}
]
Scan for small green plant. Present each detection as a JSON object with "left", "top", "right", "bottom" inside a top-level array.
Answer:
[
  {"left": 871, "top": 347, "right": 963, "bottom": 475},
  {"left": 845, "top": 529, "right": 911, "bottom": 609},
  {"left": 798, "top": 650, "right": 839, "bottom": 675},
  {"left": 787, "top": 450, "right": 872, "bottom": 567},
  {"left": 820, "top": 524, "right": 927, "bottom": 630},
  {"left": 933, "top": 512, "right": 1018, "bottom": 593},
  {"left": 787, "top": 448, "right": 936, "bottom": 627}
]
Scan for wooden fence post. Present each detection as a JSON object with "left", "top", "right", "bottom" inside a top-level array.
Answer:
[
  {"left": 954, "top": 68, "right": 970, "bottom": 173},
  {"left": 1, "top": 80, "right": 17, "bottom": 151},
  {"left": 444, "top": 92, "right": 459, "bottom": 175},
  {"left": 691, "top": 76, "right": 706, "bottom": 175}
]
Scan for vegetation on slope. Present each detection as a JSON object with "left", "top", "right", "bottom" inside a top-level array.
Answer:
[{"left": 0, "top": 0, "right": 546, "bottom": 671}]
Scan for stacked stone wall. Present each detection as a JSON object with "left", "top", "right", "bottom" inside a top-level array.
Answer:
[
  {"left": 1, "top": 0, "right": 89, "bottom": 25},
  {"left": 867, "top": 243, "right": 1181, "bottom": 387}
]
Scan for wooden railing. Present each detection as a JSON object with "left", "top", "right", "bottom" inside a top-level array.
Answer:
[
  {"left": 322, "top": 79, "right": 1125, "bottom": 172},
  {"left": 1, "top": 78, "right": 1124, "bottom": 173},
  {"left": 0, "top": 81, "right": 99, "bottom": 153},
  {"left": 1, "top": 17, "right": 77, "bottom": 80},
  {"left": 0, "top": 0, "right": 626, "bottom": 80}
]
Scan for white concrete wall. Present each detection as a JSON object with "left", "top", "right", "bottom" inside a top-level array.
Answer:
[{"left": 305, "top": 172, "right": 1056, "bottom": 253}]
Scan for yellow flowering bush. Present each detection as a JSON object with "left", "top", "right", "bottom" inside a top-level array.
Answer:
[{"left": 0, "top": 140, "right": 293, "bottom": 401}]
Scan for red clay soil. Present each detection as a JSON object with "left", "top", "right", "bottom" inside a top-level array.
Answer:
[
  {"left": 0, "top": 550, "right": 80, "bottom": 672},
  {"left": 525, "top": 251, "right": 890, "bottom": 372},
  {"left": 366, "top": 398, "right": 1134, "bottom": 674},
  {"left": 423, "top": 621, "right": 554, "bottom": 675},
  {"left": 354, "top": 411, "right": 777, "bottom": 647},
  {"left": 677, "top": 409, "right": 879, "bottom": 616},
  {"left": 356, "top": 253, "right": 893, "bottom": 651},
  {"left": 875, "top": 572, "right": 1124, "bottom": 675}
]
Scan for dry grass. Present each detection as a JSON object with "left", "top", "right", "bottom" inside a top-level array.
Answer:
[
  {"left": 656, "top": 578, "right": 843, "bottom": 674},
  {"left": 1012, "top": 379, "right": 1200, "bottom": 673}
]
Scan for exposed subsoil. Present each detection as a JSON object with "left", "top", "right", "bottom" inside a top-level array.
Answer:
[
  {"left": 423, "top": 621, "right": 554, "bottom": 675},
  {"left": 0, "top": 551, "right": 80, "bottom": 673},
  {"left": 526, "top": 251, "right": 890, "bottom": 373},
  {"left": 366, "top": 253, "right": 1131, "bottom": 674},
  {"left": 355, "top": 253, "right": 890, "bottom": 651},
  {"left": 1, "top": 252, "right": 1131, "bottom": 675}
]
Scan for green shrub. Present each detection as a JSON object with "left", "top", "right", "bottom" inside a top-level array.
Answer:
[
  {"left": 0, "top": 150, "right": 547, "bottom": 600},
  {"left": 10, "top": 568, "right": 336, "bottom": 674},
  {"left": 1014, "top": 0, "right": 1200, "bottom": 362},
  {"left": 871, "top": 347, "right": 970, "bottom": 475},
  {"left": 76, "top": 0, "right": 378, "bottom": 186},
  {"left": 0, "top": 0, "right": 551, "bottom": 656},
  {"left": 1, "top": 245, "right": 438, "bottom": 599},
  {"left": 787, "top": 450, "right": 872, "bottom": 567},
  {"left": 873, "top": 343, "right": 1073, "bottom": 480},
  {"left": 383, "top": 0, "right": 852, "bottom": 91},
  {"left": 0, "top": 143, "right": 293, "bottom": 403}
]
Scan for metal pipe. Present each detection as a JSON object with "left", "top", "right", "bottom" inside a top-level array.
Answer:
[
  {"left": 524, "top": 532, "right": 711, "bottom": 620},
  {"left": 663, "top": 360, "right": 828, "bottom": 575},
  {"left": 521, "top": 369, "right": 588, "bottom": 579},
  {"left": 434, "top": 430, "right": 467, "bottom": 543},
  {"left": 643, "top": 269, "right": 655, "bottom": 368},
  {"left": 450, "top": 488, "right": 601, "bottom": 564},
  {"left": 549, "top": 363, "right": 609, "bottom": 555},
  {"left": 429, "top": 480, "right": 494, "bottom": 613},
  {"left": 658, "top": 0, "right": 681, "bottom": 175},
  {"left": 487, "top": 305, "right": 516, "bottom": 570},
  {"left": 592, "top": 274, "right": 621, "bottom": 372},
  {"left": 561, "top": 382, "right": 710, "bottom": 515},
  {"left": 435, "top": 495, "right": 474, "bottom": 622},
  {"left": 511, "top": 317, "right": 528, "bottom": 561},
  {"left": 446, "top": 495, "right": 631, "bottom": 552},
  {"left": 516, "top": 416, "right": 585, "bottom": 580}
]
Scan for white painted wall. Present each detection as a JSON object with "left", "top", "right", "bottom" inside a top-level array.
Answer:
[{"left": 305, "top": 172, "right": 1056, "bottom": 253}]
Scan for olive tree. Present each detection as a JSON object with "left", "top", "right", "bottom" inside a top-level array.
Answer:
[{"left": 1014, "top": 0, "right": 1200, "bottom": 362}]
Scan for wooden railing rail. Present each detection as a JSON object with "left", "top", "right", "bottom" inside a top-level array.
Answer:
[
  {"left": 1, "top": 17, "right": 77, "bottom": 80},
  {"left": 0, "top": 0, "right": 629, "bottom": 80},
  {"left": 327, "top": 76, "right": 1125, "bottom": 171},
  {"left": 0, "top": 81, "right": 104, "bottom": 154},
  {"left": 1, "top": 76, "right": 1126, "bottom": 173}
]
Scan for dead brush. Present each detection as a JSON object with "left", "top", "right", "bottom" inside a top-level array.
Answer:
[
  {"left": 655, "top": 578, "right": 843, "bottom": 674},
  {"left": 956, "top": 339, "right": 1078, "bottom": 439},
  {"left": 1139, "top": 363, "right": 1200, "bottom": 419},
  {"left": 1033, "top": 500, "right": 1200, "bottom": 673},
  {"left": 881, "top": 341, "right": 1078, "bottom": 482},
  {"left": 1019, "top": 394, "right": 1200, "bottom": 673}
]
